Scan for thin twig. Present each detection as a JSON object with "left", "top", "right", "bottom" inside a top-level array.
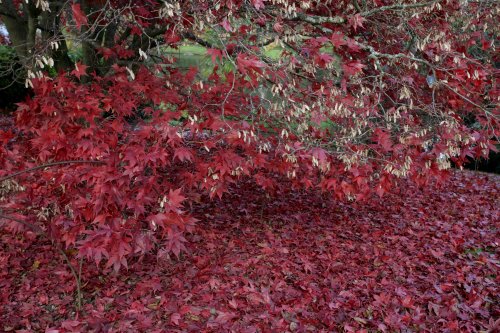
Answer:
[
  {"left": 361, "top": 0, "right": 440, "bottom": 17},
  {"left": 0, "top": 212, "right": 43, "bottom": 233},
  {"left": 0, "top": 160, "right": 106, "bottom": 183},
  {"left": 59, "top": 246, "right": 83, "bottom": 311}
]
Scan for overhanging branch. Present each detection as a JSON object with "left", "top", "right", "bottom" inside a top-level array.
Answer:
[
  {"left": 361, "top": 0, "right": 440, "bottom": 17},
  {"left": 0, "top": 160, "right": 106, "bottom": 183},
  {"left": 292, "top": 13, "right": 345, "bottom": 25}
]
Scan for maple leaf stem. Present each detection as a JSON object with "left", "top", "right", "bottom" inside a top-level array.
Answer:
[
  {"left": 0, "top": 160, "right": 106, "bottom": 183},
  {"left": 59, "top": 244, "right": 83, "bottom": 311}
]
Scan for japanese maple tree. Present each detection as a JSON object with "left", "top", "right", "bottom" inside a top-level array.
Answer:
[{"left": 0, "top": 0, "right": 498, "bottom": 271}]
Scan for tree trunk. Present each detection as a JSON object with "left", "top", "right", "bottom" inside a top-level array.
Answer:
[
  {"left": 2, "top": 0, "right": 73, "bottom": 72},
  {"left": 1, "top": 15, "right": 28, "bottom": 59}
]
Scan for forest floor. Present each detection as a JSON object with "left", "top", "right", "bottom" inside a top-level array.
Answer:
[{"left": 1, "top": 169, "right": 498, "bottom": 332}]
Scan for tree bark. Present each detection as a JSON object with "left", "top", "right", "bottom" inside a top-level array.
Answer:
[
  {"left": 0, "top": 15, "right": 28, "bottom": 59},
  {"left": 39, "top": 4, "right": 73, "bottom": 72},
  {"left": 1, "top": 0, "right": 73, "bottom": 72}
]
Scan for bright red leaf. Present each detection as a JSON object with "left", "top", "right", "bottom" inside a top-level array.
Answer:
[{"left": 71, "top": 3, "right": 88, "bottom": 30}]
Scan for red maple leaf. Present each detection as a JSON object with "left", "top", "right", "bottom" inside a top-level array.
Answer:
[
  {"left": 221, "top": 18, "right": 232, "bottom": 32},
  {"left": 207, "top": 48, "right": 223, "bottom": 64},
  {"left": 71, "top": 3, "right": 88, "bottom": 30},
  {"left": 349, "top": 13, "right": 366, "bottom": 32},
  {"left": 71, "top": 61, "right": 89, "bottom": 79},
  {"left": 252, "top": 0, "right": 265, "bottom": 10},
  {"left": 174, "top": 147, "right": 194, "bottom": 162},
  {"left": 342, "top": 60, "right": 365, "bottom": 77},
  {"left": 317, "top": 53, "right": 334, "bottom": 68},
  {"left": 165, "top": 30, "right": 181, "bottom": 45},
  {"left": 166, "top": 229, "right": 187, "bottom": 257},
  {"left": 345, "top": 38, "right": 362, "bottom": 52},
  {"left": 170, "top": 313, "right": 181, "bottom": 326},
  {"left": 214, "top": 311, "right": 237, "bottom": 324},
  {"left": 330, "top": 33, "right": 347, "bottom": 48},
  {"left": 168, "top": 188, "right": 186, "bottom": 210},
  {"left": 236, "top": 54, "right": 265, "bottom": 75},
  {"left": 372, "top": 128, "right": 393, "bottom": 151}
]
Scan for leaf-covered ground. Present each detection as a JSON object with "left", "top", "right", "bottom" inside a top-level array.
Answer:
[{"left": 1, "top": 170, "right": 499, "bottom": 332}]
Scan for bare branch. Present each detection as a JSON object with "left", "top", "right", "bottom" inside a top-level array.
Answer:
[
  {"left": 0, "top": 160, "right": 106, "bottom": 183},
  {"left": 0, "top": 212, "right": 43, "bottom": 233},
  {"left": 361, "top": 1, "right": 440, "bottom": 17},
  {"left": 292, "top": 13, "right": 345, "bottom": 25}
]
